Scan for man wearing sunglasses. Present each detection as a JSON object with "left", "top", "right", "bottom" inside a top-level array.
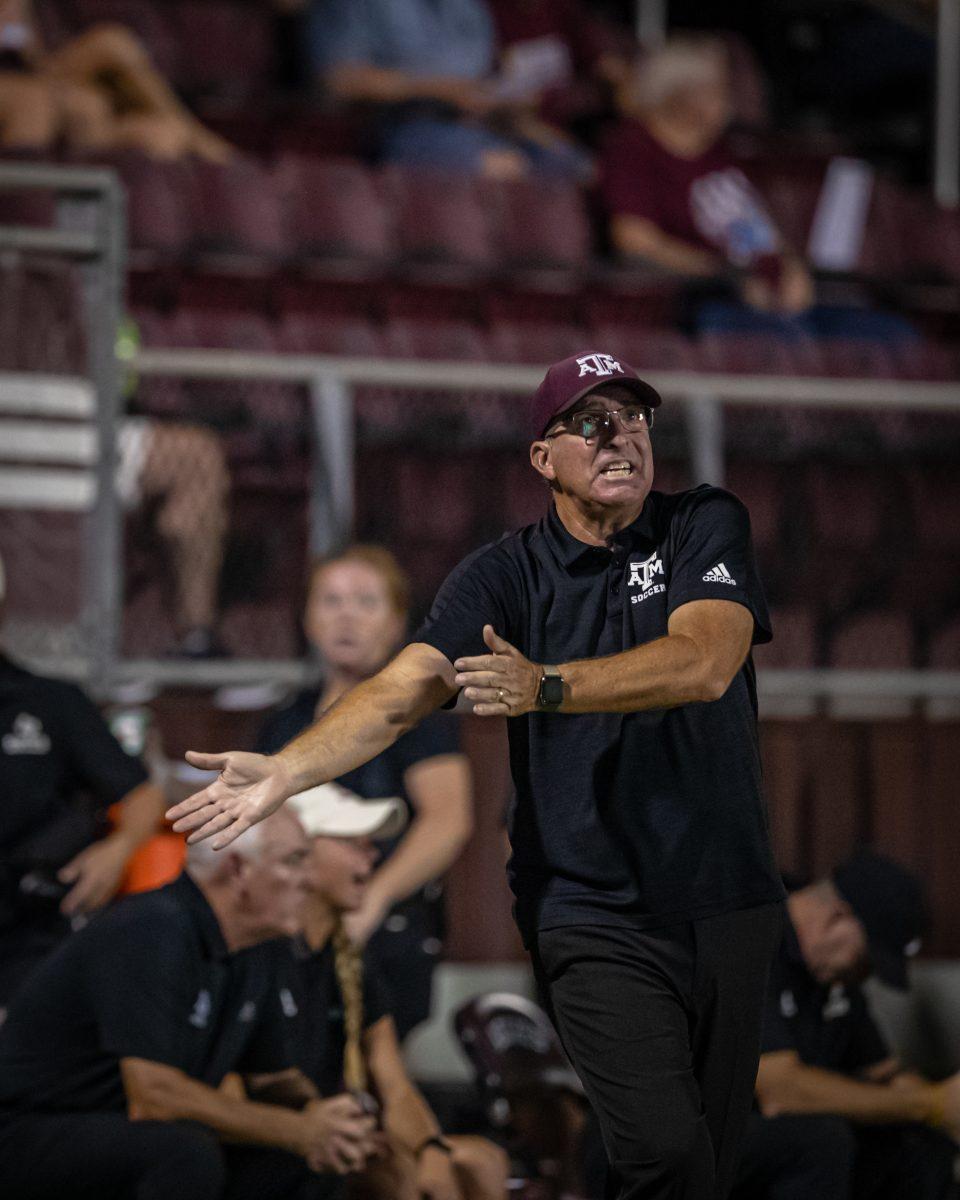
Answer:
[{"left": 168, "top": 351, "right": 786, "bottom": 1200}]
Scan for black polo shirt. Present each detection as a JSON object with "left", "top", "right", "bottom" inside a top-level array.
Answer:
[
  {"left": 0, "top": 654, "right": 148, "bottom": 854},
  {"left": 760, "top": 913, "right": 889, "bottom": 1074},
  {"left": 416, "top": 485, "right": 785, "bottom": 941},
  {"left": 257, "top": 693, "right": 459, "bottom": 865},
  {"left": 277, "top": 940, "right": 391, "bottom": 1097},
  {"left": 0, "top": 873, "right": 291, "bottom": 1118}
]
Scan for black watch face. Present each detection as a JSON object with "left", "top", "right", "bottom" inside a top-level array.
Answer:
[{"left": 540, "top": 675, "right": 564, "bottom": 706}]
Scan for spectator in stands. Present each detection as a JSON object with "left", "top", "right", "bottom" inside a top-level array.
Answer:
[
  {"left": 257, "top": 546, "right": 472, "bottom": 1039},
  {"left": 0, "top": 807, "right": 381, "bottom": 1199},
  {"left": 600, "top": 36, "right": 915, "bottom": 344},
  {"left": 304, "top": 0, "right": 591, "bottom": 180},
  {"left": 733, "top": 849, "right": 960, "bottom": 1200},
  {"left": 0, "top": 552, "right": 166, "bottom": 1014},
  {"left": 0, "top": 0, "right": 232, "bottom": 160},
  {"left": 488, "top": 0, "right": 633, "bottom": 135},
  {"left": 119, "top": 418, "right": 230, "bottom": 658},
  {"left": 270, "top": 781, "right": 510, "bottom": 1200}
]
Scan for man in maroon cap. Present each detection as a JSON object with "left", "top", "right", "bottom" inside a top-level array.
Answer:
[{"left": 168, "top": 352, "right": 787, "bottom": 1199}]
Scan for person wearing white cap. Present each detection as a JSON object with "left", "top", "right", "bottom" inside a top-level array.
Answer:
[
  {"left": 264, "top": 781, "right": 509, "bottom": 1200},
  {"left": 255, "top": 545, "right": 473, "bottom": 1040}
]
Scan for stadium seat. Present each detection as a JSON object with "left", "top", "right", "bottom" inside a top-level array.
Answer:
[
  {"left": 587, "top": 326, "right": 702, "bottom": 372},
  {"left": 277, "top": 312, "right": 386, "bottom": 358},
  {"left": 928, "top": 614, "right": 960, "bottom": 670},
  {"left": 754, "top": 606, "right": 818, "bottom": 668},
  {"left": 805, "top": 464, "right": 888, "bottom": 550},
  {"left": 489, "top": 320, "right": 589, "bottom": 365},
  {"left": 114, "top": 154, "right": 192, "bottom": 258},
  {"left": 484, "top": 177, "right": 592, "bottom": 274},
  {"left": 384, "top": 317, "right": 490, "bottom": 361},
  {"left": 384, "top": 167, "right": 494, "bottom": 271},
  {"left": 817, "top": 338, "right": 899, "bottom": 379},
  {"left": 189, "top": 159, "right": 289, "bottom": 263},
  {"left": 725, "top": 462, "right": 784, "bottom": 553},
  {"left": 394, "top": 456, "right": 478, "bottom": 543},
  {"left": 826, "top": 609, "right": 916, "bottom": 668},
  {"left": 698, "top": 332, "right": 823, "bottom": 376},
  {"left": 502, "top": 458, "right": 550, "bottom": 529},
  {"left": 277, "top": 156, "right": 392, "bottom": 273}
]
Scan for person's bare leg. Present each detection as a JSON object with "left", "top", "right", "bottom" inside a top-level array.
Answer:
[
  {"left": 57, "top": 81, "right": 117, "bottom": 151},
  {"left": 45, "top": 23, "right": 233, "bottom": 162},
  {"left": 0, "top": 74, "right": 58, "bottom": 149},
  {"left": 114, "top": 111, "right": 191, "bottom": 160},
  {"left": 138, "top": 424, "right": 229, "bottom": 641},
  {"left": 450, "top": 1136, "right": 510, "bottom": 1200},
  {"left": 348, "top": 1143, "right": 421, "bottom": 1200}
]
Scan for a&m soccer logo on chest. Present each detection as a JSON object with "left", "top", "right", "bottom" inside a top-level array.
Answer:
[{"left": 628, "top": 552, "right": 665, "bottom": 604}]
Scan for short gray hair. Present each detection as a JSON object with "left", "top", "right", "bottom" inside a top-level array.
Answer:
[
  {"left": 185, "top": 821, "right": 269, "bottom": 881},
  {"left": 629, "top": 36, "right": 727, "bottom": 113}
]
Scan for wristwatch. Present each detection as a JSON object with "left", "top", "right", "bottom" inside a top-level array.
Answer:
[{"left": 538, "top": 665, "right": 564, "bottom": 711}]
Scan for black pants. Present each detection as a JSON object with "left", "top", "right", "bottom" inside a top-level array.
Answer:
[
  {"left": 732, "top": 1112, "right": 958, "bottom": 1200},
  {"left": 0, "top": 1112, "right": 343, "bottom": 1200},
  {"left": 530, "top": 903, "right": 783, "bottom": 1200}
]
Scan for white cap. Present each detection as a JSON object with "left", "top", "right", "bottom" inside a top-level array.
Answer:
[{"left": 288, "top": 781, "right": 408, "bottom": 840}]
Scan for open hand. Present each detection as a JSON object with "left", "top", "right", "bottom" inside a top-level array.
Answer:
[
  {"left": 454, "top": 625, "right": 541, "bottom": 717},
  {"left": 165, "top": 751, "right": 294, "bottom": 849}
]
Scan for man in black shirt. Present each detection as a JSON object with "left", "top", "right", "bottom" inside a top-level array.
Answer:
[
  {"left": 734, "top": 850, "right": 960, "bottom": 1200},
  {"left": 0, "top": 807, "right": 379, "bottom": 1200},
  {"left": 0, "top": 555, "right": 166, "bottom": 1007},
  {"left": 169, "top": 351, "right": 786, "bottom": 1199}
]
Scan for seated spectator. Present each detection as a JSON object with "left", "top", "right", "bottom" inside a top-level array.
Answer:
[
  {"left": 600, "top": 36, "right": 914, "bottom": 344},
  {"left": 488, "top": 0, "right": 633, "bottom": 133},
  {"left": 119, "top": 418, "right": 230, "bottom": 658},
  {"left": 276, "top": 781, "right": 510, "bottom": 1200},
  {"left": 304, "top": 0, "right": 591, "bottom": 180},
  {"left": 257, "top": 546, "right": 473, "bottom": 1040},
  {"left": 0, "top": 0, "right": 231, "bottom": 160},
  {"left": 732, "top": 850, "right": 960, "bottom": 1200},
  {"left": 0, "top": 807, "right": 381, "bottom": 1200},
  {"left": 0, "top": 551, "right": 167, "bottom": 1014}
]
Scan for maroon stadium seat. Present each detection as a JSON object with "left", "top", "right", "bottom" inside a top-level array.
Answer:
[
  {"left": 277, "top": 312, "right": 386, "bottom": 358},
  {"left": 817, "top": 338, "right": 899, "bottom": 379},
  {"left": 484, "top": 176, "right": 591, "bottom": 273},
  {"left": 698, "top": 332, "right": 823, "bottom": 376},
  {"left": 754, "top": 606, "right": 818, "bottom": 668},
  {"left": 114, "top": 154, "right": 192, "bottom": 258},
  {"left": 905, "top": 467, "right": 960, "bottom": 553},
  {"left": 827, "top": 610, "right": 916, "bottom": 668},
  {"left": 928, "top": 615, "right": 960, "bottom": 669},
  {"left": 394, "top": 456, "right": 477, "bottom": 543},
  {"left": 489, "top": 320, "right": 588, "bottom": 364},
  {"left": 725, "top": 463, "right": 784, "bottom": 554},
  {"left": 588, "top": 327, "right": 702, "bottom": 372},
  {"left": 384, "top": 167, "right": 494, "bottom": 271},
  {"left": 384, "top": 316, "right": 490, "bottom": 361},
  {"left": 805, "top": 464, "right": 887, "bottom": 550},
  {"left": 189, "top": 159, "right": 289, "bottom": 262},
  {"left": 502, "top": 458, "right": 550, "bottom": 529},
  {"left": 277, "top": 156, "right": 392, "bottom": 272}
]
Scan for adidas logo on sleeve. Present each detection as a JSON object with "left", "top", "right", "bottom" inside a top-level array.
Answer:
[{"left": 702, "top": 562, "right": 737, "bottom": 585}]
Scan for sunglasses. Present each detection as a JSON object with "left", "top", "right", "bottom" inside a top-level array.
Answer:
[{"left": 546, "top": 404, "right": 655, "bottom": 441}]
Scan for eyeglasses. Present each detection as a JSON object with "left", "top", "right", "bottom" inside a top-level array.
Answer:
[{"left": 546, "top": 404, "right": 655, "bottom": 441}]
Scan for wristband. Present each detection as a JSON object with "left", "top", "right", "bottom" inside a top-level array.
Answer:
[{"left": 416, "top": 1135, "right": 453, "bottom": 1159}]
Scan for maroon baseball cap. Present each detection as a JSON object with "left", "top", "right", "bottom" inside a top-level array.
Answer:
[{"left": 530, "top": 351, "right": 662, "bottom": 439}]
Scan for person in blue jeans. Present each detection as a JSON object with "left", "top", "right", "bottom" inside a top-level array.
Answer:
[{"left": 304, "top": 0, "right": 591, "bottom": 180}]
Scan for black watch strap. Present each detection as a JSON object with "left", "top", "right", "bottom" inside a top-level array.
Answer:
[{"left": 538, "top": 665, "right": 564, "bottom": 711}]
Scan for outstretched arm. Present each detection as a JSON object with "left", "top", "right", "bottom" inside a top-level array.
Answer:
[
  {"left": 455, "top": 599, "right": 754, "bottom": 717},
  {"left": 165, "top": 643, "right": 457, "bottom": 848}
]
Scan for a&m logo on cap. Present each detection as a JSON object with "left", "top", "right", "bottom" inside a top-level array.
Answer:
[{"left": 576, "top": 352, "right": 623, "bottom": 378}]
